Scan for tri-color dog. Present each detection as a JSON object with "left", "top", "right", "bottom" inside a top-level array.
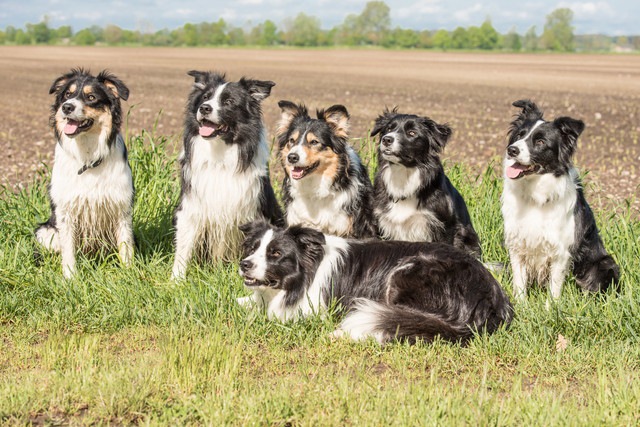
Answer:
[
  {"left": 276, "top": 101, "right": 376, "bottom": 238},
  {"left": 35, "top": 68, "right": 134, "bottom": 278}
]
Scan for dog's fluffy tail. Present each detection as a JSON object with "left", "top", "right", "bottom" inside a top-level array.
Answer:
[{"left": 335, "top": 299, "right": 472, "bottom": 345}]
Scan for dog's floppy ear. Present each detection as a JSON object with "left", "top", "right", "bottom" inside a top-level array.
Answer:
[
  {"left": 512, "top": 99, "right": 544, "bottom": 121},
  {"left": 287, "top": 225, "right": 326, "bottom": 263},
  {"left": 277, "top": 100, "right": 307, "bottom": 136},
  {"left": 318, "top": 105, "right": 349, "bottom": 139},
  {"left": 240, "top": 78, "right": 275, "bottom": 102},
  {"left": 97, "top": 70, "right": 129, "bottom": 101},
  {"left": 420, "top": 117, "right": 452, "bottom": 153},
  {"left": 370, "top": 107, "right": 398, "bottom": 137},
  {"left": 239, "top": 220, "right": 272, "bottom": 237},
  {"left": 187, "top": 70, "right": 225, "bottom": 90},
  {"left": 554, "top": 116, "right": 584, "bottom": 164},
  {"left": 49, "top": 69, "right": 79, "bottom": 95}
]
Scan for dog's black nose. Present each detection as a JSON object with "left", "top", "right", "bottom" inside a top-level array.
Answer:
[
  {"left": 507, "top": 145, "right": 520, "bottom": 157},
  {"left": 382, "top": 135, "right": 394, "bottom": 147},
  {"left": 199, "top": 104, "right": 212, "bottom": 115},
  {"left": 62, "top": 103, "right": 75, "bottom": 115},
  {"left": 240, "top": 259, "right": 253, "bottom": 271},
  {"left": 287, "top": 153, "right": 299, "bottom": 164}
]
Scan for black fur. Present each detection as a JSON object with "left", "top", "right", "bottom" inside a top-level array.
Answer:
[
  {"left": 276, "top": 101, "right": 376, "bottom": 238},
  {"left": 371, "top": 108, "right": 481, "bottom": 257},
  {"left": 507, "top": 99, "right": 620, "bottom": 292},
  {"left": 239, "top": 222, "right": 513, "bottom": 344}
]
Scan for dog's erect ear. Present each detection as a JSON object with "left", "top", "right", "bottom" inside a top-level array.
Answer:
[
  {"left": 554, "top": 116, "right": 584, "bottom": 163},
  {"left": 240, "top": 78, "right": 275, "bottom": 102},
  {"left": 512, "top": 99, "right": 544, "bottom": 121},
  {"left": 97, "top": 70, "right": 130, "bottom": 101},
  {"left": 370, "top": 107, "right": 398, "bottom": 137},
  {"left": 277, "top": 100, "right": 307, "bottom": 136},
  {"left": 420, "top": 117, "right": 452, "bottom": 153},
  {"left": 318, "top": 105, "right": 349, "bottom": 139}
]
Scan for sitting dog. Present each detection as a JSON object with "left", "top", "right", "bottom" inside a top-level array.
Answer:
[
  {"left": 371, "top": 109, "right": 481, "bottom": 257},
  {"left": 501, "top": 99, "right": 620, "bottom": 301},
  {"left": 172, "top": 71, "right": 283, "bottom": 279},
  {"left": 237, "top": 221, "right": 513, "bottom": 344},
  {"left": 35, "top": 68, "right": 134, "bottom": 278},
  {"left": 276, "top": 101, "right": 376, "bottom": 238}
]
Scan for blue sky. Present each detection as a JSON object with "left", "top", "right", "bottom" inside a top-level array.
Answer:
[{"left": 0, "top": 0, "right": 637, "bottom": 36}]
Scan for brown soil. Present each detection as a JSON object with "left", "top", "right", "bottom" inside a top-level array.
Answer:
[{"left": 1, "top": 46, "right": 638, "bottom": 212}]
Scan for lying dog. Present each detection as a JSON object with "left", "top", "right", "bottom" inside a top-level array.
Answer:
[
  {"left": 172, "top": 71, "right": 283, "bottom": 279},
  {"left": 237, "top": 221, "right": 513, "bottom": 344},
  {"left": 501, "top": 99, "right": 620, "bottom": 301},
  {"left": 276, "top": 101, "right": 376, "bottom": 238},
  {"left": 371, "top": 109, "right": 481, "bottom": 257},
  {"left": 35, "top": 68, "right": 134, "bottom": 278}
]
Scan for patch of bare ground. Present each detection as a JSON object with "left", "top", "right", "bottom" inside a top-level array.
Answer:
[{"left": 1, "top": 47, "right": 637, "bottom": 213}]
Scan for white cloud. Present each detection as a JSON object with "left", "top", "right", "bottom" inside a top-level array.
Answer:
[
  {"left": 557, "top": 1, "right": 614, "bottom": 17},
  {"left": 453, "top": 3, "right": 483, "bottom": 22}
]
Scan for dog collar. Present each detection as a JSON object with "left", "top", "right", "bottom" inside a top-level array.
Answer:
[{"left": 77, "top": 158, "right": 103, "bottom": 175}]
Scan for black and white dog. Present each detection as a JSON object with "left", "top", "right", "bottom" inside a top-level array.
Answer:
[
  {"left": 238, "top": 221, "right": 513, "bottom": 344},
  {"left": 371, "top": 109, "right": 481, "bottom": 257},
  {"left": 172, "top": 71, "right": 283, "bottom": 279},
  {"left": 276, "top": 101, "right": 376, "bottom": 238},
  {"left": 501, "top": 99, "right": 620, "bottom": 301},
  {"left": 35, "top": 69, "right": 134, "bottom": 278}
]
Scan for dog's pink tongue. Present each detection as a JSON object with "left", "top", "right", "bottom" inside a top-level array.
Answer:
[
  {"left": 199, "top": 123, "right": 216, "bottom": 137},
  {"left": 64, "top": 120, "right": 79, "bottom": 135},
  {"left": 291, "top": 167, "right": 305, "bottom": 180},
  {"left": 506, "top": 163, "right": 527, "bottom": 179}
]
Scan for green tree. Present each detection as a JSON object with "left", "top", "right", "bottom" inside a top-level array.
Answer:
[
  {"left": 104, "top": 25, "right": 123, "bottom": 45},
  {"left": 502, "top": 27, "right": 522, "bottom": 51},
  {"left": 357, "top": 1, "right": 391, "bottom": 45},
  {"left": 5, "top": 26, "right": 16, "bottom": 43},
  {"left": 26, "top": 20, "right": 51, "bottom": 44},
  {"left": 182, "top": 23, "right": 199, "bottom": 46},
  {"left": 451, "top": 27, "right": 468, "bottom": 49},
  {"left": 227, "top": 27, "right": 246, "bottom": 45},
  {"left": 55, "top": 25, "right": 73, "bottom": 40},
  {"left": 251, "top": 20, "right": 279, "bottom": 45},
  {"left": 282, "top": 13, "right": 322, "bottom": 46},
  {"left": 523, "top": 26, "right": 538, "bottom": 51},
  {"left": 541, "top": 8, "right": 575, "bottom": 51},
  {"left": 432, "top": 29, "right": 451, "bottom": 50},
  {"left": 479, "top": 18, "right": 499, "bottom": 49},
  {"left": 0, "top": 30, "right": 5, "bottom": 44},
  {"left": 418, "top": 30, "right": 433, "bottom": 48},
  {"left": 15, "top": 29, "right": 30, "bottom": 45},
  {"left": 73, "top": 29, "right": 96, "bottom": 45}
]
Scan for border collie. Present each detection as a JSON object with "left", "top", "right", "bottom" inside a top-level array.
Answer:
[
  {"left": 172, "top": 71, "right": 283, "bottom": 279},
  {"left": 237, "top": 221, "right": 513, "bottom": 344},
  {"left": 35, "top": 68, "right": 134, "bottom": 278},
  {"left": 371, "top": 109, "right": 481, "bottom": 257},
  {"left": 501, "top": 99, "right": 620, "bottom": 301},
  {"left": 276, "top": 101, "right": 376, "bottom": 238}
]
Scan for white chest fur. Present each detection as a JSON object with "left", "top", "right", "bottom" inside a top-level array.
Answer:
[
  {"left": 501, "top": 169, "right": 578, "bottom": 275},
  {"left": 50, "top": 135, "right": 133, "bottom": 244},
  {"left": 377, "top": 164, "right": 443, "bottom": 241}
]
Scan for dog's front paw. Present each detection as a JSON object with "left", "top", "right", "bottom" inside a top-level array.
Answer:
[{"left": 237, "top": 295, "right": 255, "bottom": 309}]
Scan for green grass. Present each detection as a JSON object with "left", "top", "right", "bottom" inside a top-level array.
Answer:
[{"left": 1, "top": 130, "right": 639, "bottom": 426}]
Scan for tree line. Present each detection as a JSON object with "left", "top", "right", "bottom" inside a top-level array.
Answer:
[{"left": 1, "top": 2, "right": 637, "bottom": 52}]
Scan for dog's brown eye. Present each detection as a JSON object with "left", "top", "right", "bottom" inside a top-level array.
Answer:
[
  {"left": 535, "top": 139, "right": 545, "bottom": 146},
  {"left": 87, "top": 94, "right": 96, "bottom": 101},
  {"left": 64, "top": 91, "right": 73, "bottom": 99},
  {"left": 270, "top": 249, "right": 281, "bottom": 258},
  {"left": 408, "top": 130, "right": 417, "bottom": 137},
  {"left": 288, "top": 138, "right": 295, "bottom": 146},
  {"left": 310, "top": 139, "right": 319, "bottom": 146},
  {"left": 202, "top": 93, "right": 210, "bottom": 100},
  {"left": 224, "top": 99, "right": 233, "bottom": 106}
]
